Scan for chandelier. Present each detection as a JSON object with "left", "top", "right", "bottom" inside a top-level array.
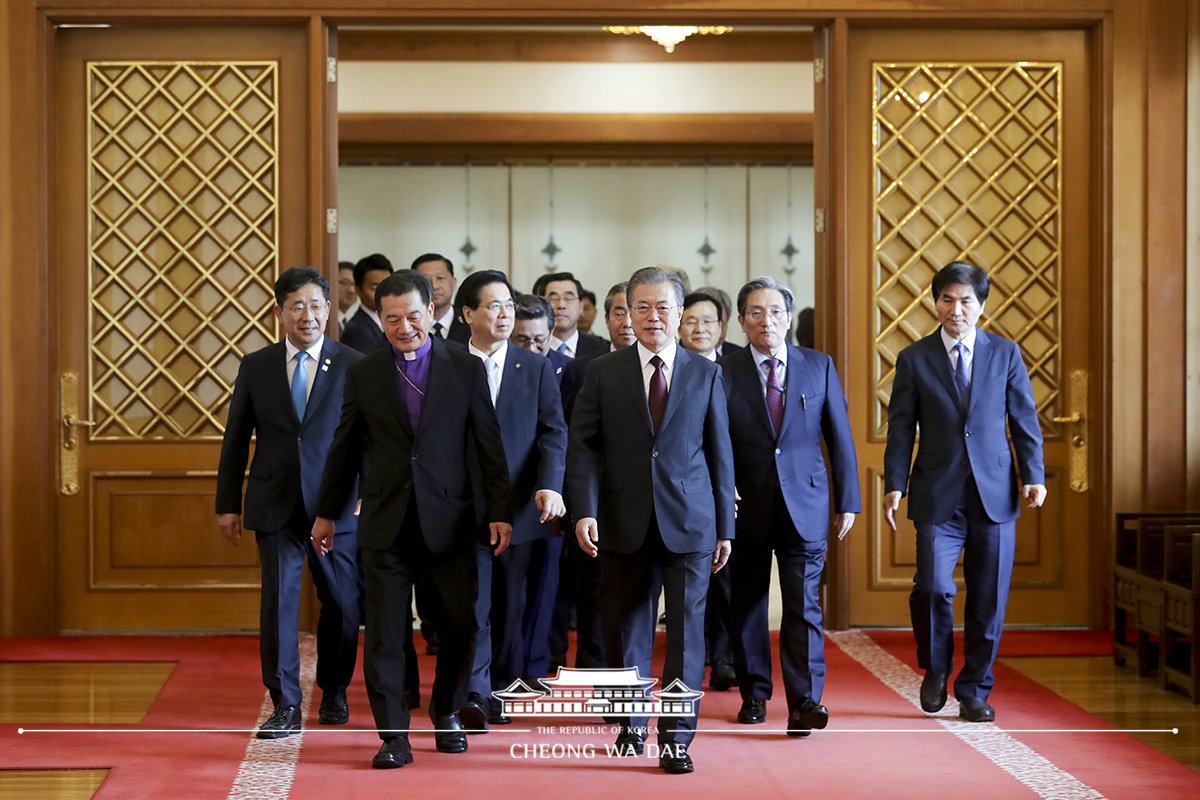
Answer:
[{"left": 603, "top": 26, "right": 733, "bottom": 54}]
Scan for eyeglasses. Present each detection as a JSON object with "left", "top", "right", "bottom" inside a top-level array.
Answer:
[
  {"left": 512, "top": 333, "right": 550, "bottom": 347},
  {"left": 682, "top": 315, "right": 719, "bottom": 327},
  {"left": 337, "top": 278, "right": 355, "bottom": 288},
  {"left": 608, "top": 307, "right": 630, "bottom": 321},
  {"left": 632, "top": 303, "right": 678, "bottom": 319},
  {"left": 480, "top": 300, "right": 516, "bottom": 314},
  {"left": 745, "top": 307, "right": 789, "bottom": 323},
  {"left": 283, "top": 302, "right": 327, "bottom": 317},
  {"left": 546, "top": 292, "right": 579, "bottom": 304}
]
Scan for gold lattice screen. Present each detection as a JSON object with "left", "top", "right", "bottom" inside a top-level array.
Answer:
[
  {"left": 873, "top": 63, "right": 1062, "bottom": 438},
  {"left": 87, "top": 61, "right": 279, "bottom": 440}
]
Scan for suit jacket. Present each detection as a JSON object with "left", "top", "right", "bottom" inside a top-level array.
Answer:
[
  {"left": 720, "top": 344, "right": 861, "bottom": 543},
  {"left": 559, "top": 348, "right": 604, "bottom": 424},
  {"left": 446, "top": 317, "right": 471, "bottom": 346},
  {"left": 315, "top": 336, "right": 513, "bottom": 552},
  {"left": 340, "top": 307, "right": 386, "bottom": 354},
  {"left": 491, "top": 348, "right": 568, "bottom": 545},
  {"left": 718, "top": 341, "right": 743, "bottom": 358},
  {"left": 575, "top": 332, "right": 609, "bottom": 360},
  {"left": 216, "top": 338, "right": 361, "bottom": 533},
  {"left": 567, "top": 345, "right": 735, "bottom": 555},
  {"left": 546, "top": 348, "right": 570, "bottom": 386},
  {"left": 884, "top": 328, "right": 1044, "bottom": 525}
]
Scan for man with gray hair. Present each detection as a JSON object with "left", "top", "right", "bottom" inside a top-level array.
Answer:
[
  {"left": 720, "top": 275, "right": 859, "bottom": 736},
  {"left": 568, "top": 266, "right": 735, "bottom": 774}
]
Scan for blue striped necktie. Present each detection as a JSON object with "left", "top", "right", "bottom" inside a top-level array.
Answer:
[
  {"left": 291, "top": 351, "right": 309, "bottom": 420},
  {"left": 953, "top": 342, "right": 969, "bottom": 405}
]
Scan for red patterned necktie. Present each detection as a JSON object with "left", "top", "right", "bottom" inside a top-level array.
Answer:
[
  {"left": 648, "top": 355, "right": 668, "bottom": 435},
  {"left": 766, "top": 357, "right": 784, "bottom": 436}
]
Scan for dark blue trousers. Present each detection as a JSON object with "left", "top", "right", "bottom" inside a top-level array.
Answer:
[
  {"left": 470, "top": 540, "right": 534, "bottom": 696},
  {"left": 910, "top": 476, "right": 1015, "bottom": 702},
  {"left": 255, "top": 502, "right": 360, "bottom": 708},
  {"left": 522, "top": 534, "right": 563, "bottom": 680}
]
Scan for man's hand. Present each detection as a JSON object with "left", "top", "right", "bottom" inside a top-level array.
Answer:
[
  {"left": 311, "top": 517, "right": 336, "bottom": 557},
  {"left": 535, "top": 490, "right": 566, "bottom": 523},
  {"left": 490, "top": 522, "right": 513, "bottom": 556},
  {"left": 1023, "top": 484, "right": 1047, "bottom": 508},
  {"left": 833, "top": 512, "right": 856, "bottom": 541},
  {"left": 711, "top": 538, "right": 732, "bottom": 573},
  {"left": 883, "top": 491, "right": 902, "bottom": 531},
  {"left": 576, "top": 517, "right": 599, "bottom": 558},
  {"left": 217, "top": 513, "right": 242, "bottom": 546}
]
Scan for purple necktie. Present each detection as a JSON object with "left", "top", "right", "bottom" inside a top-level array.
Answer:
[
  {"left": 648, "top": 355, "right": 667, "bottom": 435},
  {"left": 765, "top": 358, "right": 784, "bottom": 437}
]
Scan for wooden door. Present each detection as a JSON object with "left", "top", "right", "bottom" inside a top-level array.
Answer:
[
  {"left": 844, "top": 27, "right": 1093, "bottom": 626},
  {"left": 56, "top": 25, "right": 319, "bottom": 630}
]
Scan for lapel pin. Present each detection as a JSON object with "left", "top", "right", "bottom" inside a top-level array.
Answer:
[
  {"left": 516, "top": 363, "right": 522, "bottom": 369},
  {"left": 325, "top": 358, "right": 332, "bottom": 365},
  {"left": 321, "top": 365, "right": 329, "bottom": 372}
]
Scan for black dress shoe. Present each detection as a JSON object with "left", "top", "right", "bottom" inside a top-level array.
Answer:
[
  {"left": 372, "top": 738, "right": 413, "bottom": 769},
  {"left": 486, "top": 696, "right": 511, "bottom": 725},
  {"left": 613, "top": 725, "right": 644, "bottom": 756},
  {"left": 659, "top": 742, "right": 694, "bottom": 774},
  {"left": 459, "top": 692, "right": 489, "bottom": 733},
  {"left": 920, "top": 671, "right": 948, "bottom": 713},
  {"left": 405, "top": 689, "right": 421, "bottom": 710},
  {"left": 424, "top": 631, "right": 440, "bottom": 656},
  {"left": 787, "top": 698, "right": 828, "bottom": 736},
  {"left": 708, "top": 661, "right": 738, "bottom": 691},
  {"left": 319, "top": 689, "right": 349, "bottom": 725},
  {"left": 737, "top": 697, "right": 767, "bottom": 724},
  {"left": 433, "top": 712, "right": 468, "bottom": 753},
  {"left": 958, "top": 696, "right": 996, "bottom": 723},
  {"left": 256, "top": 705, "right": 301, "bottom": 739}
]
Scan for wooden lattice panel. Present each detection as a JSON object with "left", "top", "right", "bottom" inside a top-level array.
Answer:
[
  {"left": 873, "top": 63, "right": 1062, "bottom": 438},
  {"left": 87, "top": 61, "right": 279, "bottom": 440}
]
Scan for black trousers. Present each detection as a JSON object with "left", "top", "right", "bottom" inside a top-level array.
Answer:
[
  {"left": 360, "top": 499, "right": 478, "bottom": 741},
  {"left": 256, "top": 500, "right": 361, "bottom": 708}
]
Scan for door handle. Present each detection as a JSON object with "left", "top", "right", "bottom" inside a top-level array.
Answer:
[
  {"left": 1058, "top": 371, "right": 1087, "bottom": 493},
  {"left": 1051, "top": 412, "right": 1081, "bottom": 424},
  {"left": 60, "top": 372, "right": 92, "bottom": 495}
]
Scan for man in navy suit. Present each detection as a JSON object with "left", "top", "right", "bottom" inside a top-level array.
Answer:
[
  {"left": 535, "top": 272, "right": 608, "bottom": 360},
  {"left": 884, "top": 261, "right": 1046, "bottom": 724},
  {"left": 453, "top": 271, "right": 568, "bottom": 730},
  {"left": 720, "top": 277, "right": 860, "bottom": 736},
  {"left": 312, "top": 270, "right": 512, "bottom": 768},
  {"left": 568, "top": 266, "right": 735, "bottom": 775},
  {"left": 341, "top": 253, "right": 393, "bottom": 354},
  {"left": 511, "top": 293, "right": 569, "bottom": 382},
  {"left": 216, "top": 266, "right": 362, "bottom": 739}
]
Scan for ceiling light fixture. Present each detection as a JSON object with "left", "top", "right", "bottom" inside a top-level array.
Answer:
[{"left": 604, "top": 25, "right": 733, "bottom": 53}]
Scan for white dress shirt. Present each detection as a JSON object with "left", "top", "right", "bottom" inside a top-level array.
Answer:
[
  {"left": 548, "top": 330, "right": 580, "bottom": 359},
  {"left": 434, "top": 307, "right": 454, "bottom": 338},
  {"left": 468, "top": 339, "right": 508, "bottom": 406},
  {"left": 750, "top": 342, "right": 788, "bottom": 399},
  {"left": 285, "top": 335, "right": 324, "bottom": 403},
  {"left": 637, "top": 339, "right": 678, "bottom": 398},
  {"left": 940, "top": 325, "right": 977, "bottom": 386},
  {"left": 338, "top": 299, "right": 361, "bottom": 329},
  {"left": 363, "top": 306, "right": 383, "bottom": 331}
]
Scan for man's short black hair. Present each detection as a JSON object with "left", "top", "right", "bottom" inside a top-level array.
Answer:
[
  {"left": 353, "top": 253, "right": 394, "bottom": 288},
  {"left": 931, "top": 261, "right": 990, "bottom": 304},
  {"left": 411, "top": 253, "right": 454, "bottom": 277},
  {"left": 534, "top": 272, "right": 583, "bottom": 298},
  {"left": 337, "top": 260, "right": 355, "bottom": 272},
  {"left": 374, "top": 269, "right": 432, "bottom": 312},
  {"left": 682, "top": 291, "right": 723, "bottom": 322},
  {"left": 514, "top": 293, "right": 554, "bottom": 323},
  {"left": 454, "top": 270, "right": 513, "bottom": 313},
  {"left": 581, "top": 289, "right": 596, "bottom": 305},
  {"left": 274, "top": 266, "right": 329, "bottom": 306}
]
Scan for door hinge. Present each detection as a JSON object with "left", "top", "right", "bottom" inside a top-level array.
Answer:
[
  {"left": 814, "top": 57, "right": 825, "bottom": 84},
  {"left": 326, "top": 208, "right": 338, "bottom": 234},
  {"left": 814, "top": 208, "right": 826, "bottom": 234},
  {"left": 327, "top": 57, "right": 337, "bottom": 83}
]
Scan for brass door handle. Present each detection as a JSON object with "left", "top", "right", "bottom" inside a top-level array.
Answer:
[
  {"left": 1051, "top": 412, "right": 1081, "bottom": 424},
  {"left": 63, "top": 414, "right": 96, "bottom": 428}
]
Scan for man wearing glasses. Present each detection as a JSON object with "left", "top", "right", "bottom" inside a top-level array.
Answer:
[
  {"left": 216, "top": 266, "right": 364, "bottom": 740},
  {"left": 568, "top": 266, "right": 735, "bottom": 775},
  {"left": 535, "top": 271, "right": 607, "bottom": 360}
]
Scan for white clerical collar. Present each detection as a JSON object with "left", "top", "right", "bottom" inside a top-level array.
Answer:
[
  {"left": 285, "top": 335, "right": 324, "bottom": 363},
  {"left": 637, "top": 339, "right": 677, "bottom": 372},
  {"left": 751, "top": 342, "right": 788, "bottom": 370},
  {"left": 940, "top": 325, "right": 977, "bottom": 354}
]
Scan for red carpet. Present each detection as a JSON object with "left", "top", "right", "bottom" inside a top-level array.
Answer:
[
  {"left": 0, "top": 630, "right": 1192, "bottom": 799},
  {"left": 863, "top": 628, "right": 1114, "bottom": 657}
]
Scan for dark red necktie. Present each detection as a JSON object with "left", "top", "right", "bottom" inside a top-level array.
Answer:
[
  {"left": 766, "top": 357, "right": 784, "bottom": 437},
  {"left": 648, "top": 355, "right": 667, "bottom": 434}
]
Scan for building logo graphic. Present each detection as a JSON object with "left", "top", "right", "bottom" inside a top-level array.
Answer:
[{"left": 493, "top": 667, "right": 703, "bottom": 718}]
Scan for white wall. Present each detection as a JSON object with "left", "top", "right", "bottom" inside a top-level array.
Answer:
[{"left": 338, "top": 164, "right": 816, "bottom": 344}]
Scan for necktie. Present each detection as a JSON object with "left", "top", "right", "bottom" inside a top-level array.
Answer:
[
  {"left": 434, "top": 321, "right": 444, "bottom": 338},
  {"left": 291, "top": 351, "right": 309, "bottom": 421},
  {"left": 558, "top": 342, "right": 569, "bottom": 356},
  {"left": 765, "top": 357, "right": 784, "bottom": 437},
  {"left": 953, "top": 342, "right": 970, "bottom": 406},
  {"left": 485, "top": 357, "right": 500, "bottom": 406},
  {"left": 648, "top": 355, "right": 667, "bottom": 435}
]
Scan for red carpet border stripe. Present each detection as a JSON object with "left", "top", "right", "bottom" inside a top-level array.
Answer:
[
  {"left": 827, "top": 630, "right": 1106, "bottom": 800},
  {"left": 227, "top": 635, "right": 317, "bottom": 800}
]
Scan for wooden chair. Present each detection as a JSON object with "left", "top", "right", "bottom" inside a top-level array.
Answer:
[{"left": 1160, "top": 524, "right": 1200, "bottom": 701}]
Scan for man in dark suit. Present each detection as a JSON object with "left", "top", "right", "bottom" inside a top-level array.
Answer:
[
  {"left": 340, "top": 253, "right": 393, "bottom": 354},
  {"left": 720, "top": 277, "right": 860, "bottom": 736},
  {"left": 511, "top": 293, "right": 569, "bottom": 382},
  {"left": 216, "top": 266, "right": 362, "bottom": 739},
  {"left": 884, "top": 261, "right": 1046, "bottom": 724},
  {"left": 535, "top": 272, "right": 607, "bottom": 359},
  {"left": 697, "top": 285, "right": 743, "bottom": 358},
  {"left": 568, "top": 266, "right": 735, "bottom": 775},
  {"left": 412, "top": 253, "right": 470, "bottom": 345},
  {"left": 453, "top": 271, "right": 568, "bottom": 730},
  {"left": 311, "top": 269, "right": 513, "bottom": 769}
]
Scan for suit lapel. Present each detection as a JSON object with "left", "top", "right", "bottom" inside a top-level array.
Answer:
[
  {"left": 273, "top": 341, "right": 301, "bottom": 429},
  {"left": 415, "top": 338, "right": 452, "bottom": 439},
  {"left": 928, "top": 330, "right": 965, "bottom": 415},
  {"left": 731, "top": 349, "right": 774, "bottom": 438},
  {"left": 618, "top": 347, "right": 655, "bottom": 435},
  {"left": 966, "top": 329, "right": 993, "bottom": 417},
  {"left": 778, "top": 345, "right": 806, "bottom": 441},
  {"left": 377, "top": 346, "right": 413, "bottom": 437},
  {"left": 495, "top": 346, "right": 519, "bottom": 422},
  {"left": 301, "top": 338, "right": 338, "bottom": 426},
  {"left": 658, "top": 347, "right": 695, "bottom": 434}
]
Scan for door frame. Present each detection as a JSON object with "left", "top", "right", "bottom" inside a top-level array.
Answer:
[{"left": 1, "top": 4, "right": 1115, "bottom": 635}]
